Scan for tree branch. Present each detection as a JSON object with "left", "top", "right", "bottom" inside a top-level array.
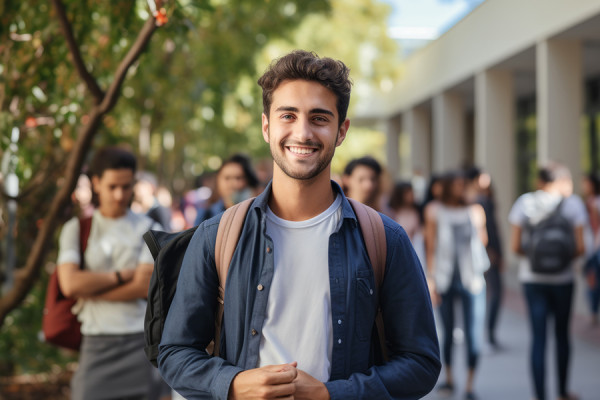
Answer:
[
  {"left": 99, "top": 18, "right": 157, "bottom": 114},
  {"left": 0, "top": 12, "right": 158, "bottom": 326},
  {"left": 50, "top": 0, "right": 105, "bottom": 103},
  {"left": 0, "top": 156, "right": 67, "bottom": 202},
  {"left": 0, "top": 109, "right": 102, "bottom": 326}
]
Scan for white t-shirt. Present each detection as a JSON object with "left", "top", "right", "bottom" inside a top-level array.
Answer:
[
  {"left": 508, "top": 191, "right": 587, "bottom": 284},
  {"left": 57, "top": 210, "right": 157, "bottom": 335},
  {"left": 258, "top": 194, "right": 343, "bottom": 382}
]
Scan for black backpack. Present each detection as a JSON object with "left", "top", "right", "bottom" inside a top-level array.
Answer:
[
  {"left": 142, "top": 198, "right": 253, "bottom": 367},
  {"left": 525, "top": 199, "right": 576, "bottom": 274},
  {"left": 142, "top": 197, "right": 387, "bottom": 368}
]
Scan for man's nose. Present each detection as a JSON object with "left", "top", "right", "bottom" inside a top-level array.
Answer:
[{"left": 293, "top": 117, "right": 313, "bottom": 141}]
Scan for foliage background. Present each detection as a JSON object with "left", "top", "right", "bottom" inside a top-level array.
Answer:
[{"left": 0, "top": 0, "right": 400, "bottom": 375}]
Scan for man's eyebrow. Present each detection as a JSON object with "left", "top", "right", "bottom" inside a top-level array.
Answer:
[
  {"left": 274, "top": 106, "right": 299, "bottom": 113},
  {"left": 310, "top": 108, "right": 335, "bottom": 117},
  {"left": 274, "top": 106, "right": 335, "bottom": 117}
]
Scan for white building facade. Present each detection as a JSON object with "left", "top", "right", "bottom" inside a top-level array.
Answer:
[{"left": 362, "top": 0, "right": 600, "bottom": 244}]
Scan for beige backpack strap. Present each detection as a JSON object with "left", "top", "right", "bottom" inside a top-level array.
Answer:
[
  {"left": 348, "top": 198, "right": 386, "bottom": 288},
  {"left": 211, "top": 197, "right": 254, "bottom": 357},
  {"left": 348, "top": 198, "right": 389, "bottom": 362}
]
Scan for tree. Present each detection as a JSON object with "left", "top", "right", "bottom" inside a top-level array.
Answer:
[
  {"left": 0, "top": 0, "right": 399, "bottom": 375},
  {"left": 0, "top": 0, "right": 330, "bottom": 374},
  {"left": 0, "top": 0, "right": 160, "bottom": 329}
]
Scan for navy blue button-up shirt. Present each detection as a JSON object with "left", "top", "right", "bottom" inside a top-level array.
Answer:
[{"left": 158, "top": 182, "right": 440, "bottom": 399}]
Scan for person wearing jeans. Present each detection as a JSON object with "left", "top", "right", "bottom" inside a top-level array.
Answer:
[
  {"left": 509, "top": 163, "right": 585, "bottom": 400},
  {"left": 425, "top": 172, "right": 489, "bottom": 400},
  {"left": 439, "top": 274, "right": 486, "bottom": 379},
  {"left": 523, "top": 283, "right": 574, "bottom": 400}
]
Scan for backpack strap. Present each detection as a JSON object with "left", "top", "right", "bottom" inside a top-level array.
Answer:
[
  {"left": 348, "top": 198, "right": 388, "bottom": 362},
  {"left": 347, "top": 198, "right": 386, "bottom": 287},
  {"left": 212, "top": 197, "right": 254, "bottom": 357}
]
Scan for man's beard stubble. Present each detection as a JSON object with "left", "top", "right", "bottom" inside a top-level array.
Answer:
[{"left": 269, "top": 130, "right": 338, "bottom": 181}]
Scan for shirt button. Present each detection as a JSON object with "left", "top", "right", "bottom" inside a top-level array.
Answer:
[
  {"left": 338, "top": 339, "right": 342, "bottom": 344},
  {"left": 266, "top": 246, "right": 272, "bottom": 254},
  {"left": 337, "top": 319, "right": 342, "bottom": 325},
  {"left": 257, "top": 284, "right": 264, "bottom": 291},
  {"left": 251, "top": 329, "right": 258, "bottom": 336},
  {"left": 369, "top": 289, "right": 373, "bottom": 295}
]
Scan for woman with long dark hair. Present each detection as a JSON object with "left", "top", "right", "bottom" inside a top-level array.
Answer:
[{"left": 425, "top": 172, "right": 489, "bottom": 400}]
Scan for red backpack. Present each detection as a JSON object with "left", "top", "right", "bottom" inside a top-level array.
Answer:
[{"left": 42, "top": 217, "right": 92, "bottom": 350}]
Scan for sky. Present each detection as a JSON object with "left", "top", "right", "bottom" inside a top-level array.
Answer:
[{"left": 379, "top": 0, "right": 485, "bottom": 55}]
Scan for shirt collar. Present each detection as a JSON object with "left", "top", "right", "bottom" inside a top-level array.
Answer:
[{"left": 251, "top": 180, "right": 359, "bottom": 226}]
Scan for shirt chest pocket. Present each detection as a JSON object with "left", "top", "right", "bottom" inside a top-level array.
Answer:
[{"left": 354, "top": 269, "right": 377, "bottom": 341}]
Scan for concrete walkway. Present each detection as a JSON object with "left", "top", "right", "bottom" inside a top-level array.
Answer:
[{"left": 423, "top": 272, "right": 600, "bottom": 400}]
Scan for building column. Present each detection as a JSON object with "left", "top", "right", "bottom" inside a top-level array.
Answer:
[
  {"left": 433, "top": 91, "right": 466, "bottom": 172},
  {"left": 536, "top": 39, "right": 583, "bottom": 188},
  {"left": 475, "top": 69, "right": 515, "bottom": 247},
  {"left": 403, "top": 106, "right": 431, "bottom": 178},
  {"left": 383, "top": 114, "right": 402, "bottom": 180}
]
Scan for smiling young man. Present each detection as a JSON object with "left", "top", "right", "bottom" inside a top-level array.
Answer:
[{"left": 158, "top": 50, "right": 440, "bottom": 400}]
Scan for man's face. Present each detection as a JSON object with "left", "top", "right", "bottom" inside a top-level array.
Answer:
[
  {"left": 92, "top": 168, "right": 134, "bottom": 218},
  {"left": 345, "top": 165, "right": 379, "bottom": 204},
  {"left": 262, "top": 79, "right": 349, "bottom": 182}
]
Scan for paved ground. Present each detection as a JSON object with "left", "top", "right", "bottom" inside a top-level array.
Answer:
[{"left": 423, "top": 271, "right": 600, "bottom": 400}]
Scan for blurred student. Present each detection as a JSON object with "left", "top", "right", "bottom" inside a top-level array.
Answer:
[
  {"left": 194, "top": 153, "right": 259, "bottom": 225},
  {"left": 509, "top": 163, "right": 585, "bottom": 400},
  {"left": 342, "top": 156, "right": 383, "bottom": 211},
  {"left": 582, "top": 173, "right": 600, "bottom": 325},
  {"left": 466, "top": 167, "right": 504, "bottom": 349},
  {"left": 420, "top": 173, "right": 443, "bottom": 221},
  {"left": 72, "top": 173, "right": 95, "bottom": 218},
  {"left": 425, "top": 171, "right": 489, "bottom": 400},
  {"left": 133, "top": 171, "right": 172, "bottom": 231},
  {"left": 56, "top": 146, "right": 164, "bottom": 400},
  {"left": 389, "top": 180, "right": 421, "bottom": 241},
  {"left": 389, "top": 180, "right": 426, "bottom": 270}
]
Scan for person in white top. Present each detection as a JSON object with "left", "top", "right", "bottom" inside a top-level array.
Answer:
[
  {"left": 581, "top": 172, "right": 600, "bottom": 325},
  {"left": 56, "top": 146, "right": 166, "bottom": 400},
  {"left": 509, "top": 163, "right": 585, "bottom": 400},
  {"left": 424, "top": 171, "right": 488, "bottom": 400}
]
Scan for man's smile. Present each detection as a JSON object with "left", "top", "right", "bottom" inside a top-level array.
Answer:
[{"left": 286, "top": 145, "right": 318, "bottom": 155}]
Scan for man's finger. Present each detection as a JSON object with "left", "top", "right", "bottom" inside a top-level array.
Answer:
[
  {"left": 264, "top": 382, "right": 296, "bottom": 398},
  {"left": 267, "top": 368, "right": 298, "bottom": 385}
]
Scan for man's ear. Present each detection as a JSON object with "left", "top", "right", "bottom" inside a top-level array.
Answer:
[
  {"left": 336, "top": 118, "right": 350, "bottom": 147},
  {"left": 262, "top": 113, "right": 270, "bottom": 143}
]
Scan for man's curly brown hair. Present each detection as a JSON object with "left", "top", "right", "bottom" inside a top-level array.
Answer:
[{"left": 257, "top": 50, "right": 352, "bottom": 127}]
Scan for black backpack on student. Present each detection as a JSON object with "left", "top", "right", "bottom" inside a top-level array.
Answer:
[
  {"left": 142, "top": 197, "right": 387, "bottom": 368},
  {"left": 525, "top": 199, "right": 576, "bottom": 274},
  {"left": 142, "top": 198, "right": 254, "bottom": 367}
]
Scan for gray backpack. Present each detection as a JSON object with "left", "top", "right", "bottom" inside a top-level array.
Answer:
[{"left": 525, "top": 199, "right": 575, "bottom": 274}]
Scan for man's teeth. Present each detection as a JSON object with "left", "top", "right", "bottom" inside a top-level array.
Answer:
[{"left": 288, "top": 146, "right": 315, "bottom": 155}]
